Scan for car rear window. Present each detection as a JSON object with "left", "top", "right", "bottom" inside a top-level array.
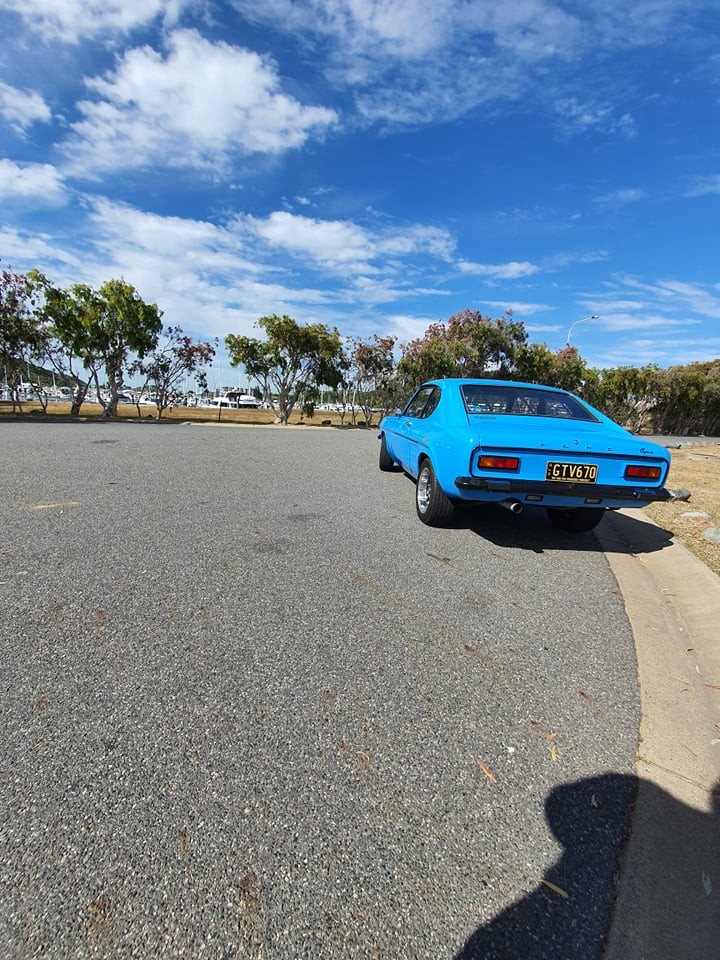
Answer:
[{"left": 460, "top": 384, "right": 599, "bottom": 422}]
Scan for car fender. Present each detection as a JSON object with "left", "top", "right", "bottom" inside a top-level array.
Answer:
[{"left": 411, "top": 430, "right": 469, "bottom": 494}]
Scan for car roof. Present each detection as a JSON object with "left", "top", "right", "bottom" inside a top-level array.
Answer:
[{"left": 423, "top": 378, "right": 572, "bottom": 394}]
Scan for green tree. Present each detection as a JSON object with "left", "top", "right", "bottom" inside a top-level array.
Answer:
[
  {"left": 396, "top": 321, "right": 456, "bottom": 391},
  {"left": 589, "top": 365, "right": 659, "bottom": 431},
  {"left": 0, "top": 265, "right": 47, "bottom": 413},
  {"left": 651, "top": 362, "right": 713, "bottom": 435},
  {"left": 27, "top": 273, "right": 96, "bottom": 415},
  {"left": 703, "top": 363, "right": 720, "bottom": 436},
  {"left": 28, "top": 273, "right": 163, "bottom": 416},
  {"left": 92, "top": 279, "right": 163, "bottom": 416},
  {"left": 515, "top": 343, "right": 590, "bottom": 393},
  {"left": 130, "top": 326, "right": 217, "bottom": 420},
  {"left": 225, "top": 314, "right": 343, "bottom": 424},
  {"left": 347, "top": 335, "right": 397, "bottom": 426},
  {"left": 397, "top": 310, "right": 528, "bottom": 388}
]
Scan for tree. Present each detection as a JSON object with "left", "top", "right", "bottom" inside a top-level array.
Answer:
[
  {"left": 515, "top": 343, "right": 590, "bottom": 393},
  {"left": 0, "top": 265, "right": 47, "bottom": 413},
  {"left": 26, "top": 273, "right": 96, "bottom": 415},
  {"left": 347, "top": 335, "right": 398, "bottom": 426},
  {"left": 27, "top": 273, "right": 163, "bottom": 417},
  {"left": 396, "top": 320, "right": 457, "bottom": 389},
  {"left": 588, "top": 365, "right": 659, "bottom": 431},
  {"left": 91, "top": 279, "right": 163, "bottom": 416},
  {"left": 225, "top": 314, "right": 343, "bottom": 424},
  {"left": 397, "top": 310, "right": 528, "bottom": 388},
  {"left": 130, "top": 326, "right": 217, "bottom": 419},
  {"left": 650, "top": 362, "right": 717, "bottom": 436}
]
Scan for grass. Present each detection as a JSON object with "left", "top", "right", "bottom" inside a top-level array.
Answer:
[
  {"left": 4, "top": 401, "right": 719, "bottom": 577},
  {"left": 646, "top": 445, "right": 720, "bottom": 578},
  {"left": 0, "top": 400, "right": 358, "bottom": 428}
]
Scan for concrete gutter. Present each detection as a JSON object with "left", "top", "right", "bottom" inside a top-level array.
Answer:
[{"left": 598, "top": 510, "right": 720, "bottom": 959}]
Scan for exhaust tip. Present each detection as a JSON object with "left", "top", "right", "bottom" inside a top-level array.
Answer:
[{"left": 499, "top": 498, "right": 523, "bottom": 514}]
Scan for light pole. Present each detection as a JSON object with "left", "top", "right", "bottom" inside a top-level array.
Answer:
[{"left": 566, "top": 315, "right": 599, "bottom": 346}]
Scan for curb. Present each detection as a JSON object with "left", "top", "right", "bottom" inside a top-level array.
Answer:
[{"left": 598, "top": 510, "right": 720, "bottom": 959}]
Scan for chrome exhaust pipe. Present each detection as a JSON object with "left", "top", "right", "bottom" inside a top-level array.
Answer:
[{"left": 499, "top": 499, "right": 523, "bottom": 514}]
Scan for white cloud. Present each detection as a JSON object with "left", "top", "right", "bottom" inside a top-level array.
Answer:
[
  {"left": 609, "top": 276, "right": 720, "bottom": 320},
  {"left": 245, "top": 210, "right": 374, "bottom": 269},
  {"left": 577, "top": 276, "right": 720, "bottom": 359},
  {"left": 379, "top": 225, "right": 455, "bottom": 260},
  {"left": 341, "top": 275, "right": 451, "bottom": 305},
  {"left": 579, "top": 298, "right": 646, "bottom": 312},
  {"left": 594, "top": 187, "right": 647, "bottom": 206},
  {"left": 543, "top": 250, "right": 609, "bottom": 269},
  {"left": 62, "top": 30, "right": 338, "bottom": 177},
  {"left": 458, "top": 260, "right": 540, "bottom": 280},
  {"left": 0, "top": 83, "right": 52, "bottom": 134},
  {"left": 684, "top": 174, "right": 720, "bottom": 197},
  {"left": 74, "top": 199, "right": 345, "bottom": 339},
  {"left": 478, "top": 300, "right": 553, "bottom": 316},
  {"left": 233, "top": 0, "right": 587, "bottom": 65},
  {"left": 0, "top": 159, "right": 68, "bottom": 205},
  {"left": 653, "top": 280, "right": 720, "bottom": 319},
  {"left": 230, "top": 0, "right": 705, "bottom": 129},
  {"left": 0, "top": 225, "right": 83, "bottom": 275},
  {"left": 233, "top": 0, "right": 464, "bottom": 61},
  {"left": 593, "top": 312, "right": 701, "bottom": 332},
  {"left": 243, "top": 210, "right": 455, "bottom": 274},
  {"left": 384, "top": 312, "right": 441, "bottom": 343},
  {"left": 592, "top": 336, "right": 720, "bottom": 370},
  {"left": 2, "top": 0, "right": 190, "bottom": 43},
  {"left": 85, "top": 197, "right": 268, "bottom": 276},
  {"left": 526, "top": 323, "right": 562, "bottom": 333},
  {"left": 554, "top": 98, "right": 637, "bottom": 138}
]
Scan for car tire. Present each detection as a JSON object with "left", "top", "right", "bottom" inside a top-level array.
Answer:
[
  {"left": 547, "top": 507, "right": 605, "bottom": 532},
  {"left": 379, "top": 434, "right": 396, "bottom": 472},
  {"left": 416, "top": 460, "right": 454, "bottom": 526}
]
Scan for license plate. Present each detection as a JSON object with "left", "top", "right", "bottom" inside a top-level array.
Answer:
[{"left": 546, "top": 461, "right": 598, "bottom": 483}]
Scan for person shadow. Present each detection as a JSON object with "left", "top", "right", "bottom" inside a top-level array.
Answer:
[{"left": 454, "top": 773, "right": 720, "bottom": 960}]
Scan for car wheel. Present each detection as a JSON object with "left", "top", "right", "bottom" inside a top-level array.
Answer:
[
  {"left": 379, "top": 433, "right": 396, "bottom": 472},
  {"left": 547, "top": 507, "right": 605, "bottom": 532},
  {"left": 416, "top": 460, "right": 454, "bottom": 526}
]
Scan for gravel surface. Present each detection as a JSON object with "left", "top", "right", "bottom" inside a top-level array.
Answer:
[{"left": 0, "top": 421, "right": 640, "bottom": 959}]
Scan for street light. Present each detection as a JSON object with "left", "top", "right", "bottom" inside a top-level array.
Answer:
[{"left": 566, "top": 315, "right": 599, "bottom": 346}]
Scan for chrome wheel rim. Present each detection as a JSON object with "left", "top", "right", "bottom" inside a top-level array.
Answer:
[{"left": 417, "top": 469, "right": 431, "bottom": 513}]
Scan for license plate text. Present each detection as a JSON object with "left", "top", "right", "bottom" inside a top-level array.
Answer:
[{"left": 546, "top": 461, "right": 598, "bottom": 483}]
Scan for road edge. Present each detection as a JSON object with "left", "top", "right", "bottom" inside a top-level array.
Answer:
[{"left": 598, "top": 509, "right": 720, "bottom": 959}]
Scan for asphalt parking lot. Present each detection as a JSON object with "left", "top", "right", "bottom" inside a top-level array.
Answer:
[{"left": 1, "top": 421, "right": 645, "bottom": 959}]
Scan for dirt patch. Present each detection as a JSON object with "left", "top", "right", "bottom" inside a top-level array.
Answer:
[{"left": 646, "top": 444, "right": 720, "bottom": 578}]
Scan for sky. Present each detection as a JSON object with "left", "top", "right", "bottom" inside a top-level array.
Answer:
[{"left": 1, "top": 0, "right": 719, "bottom": 384}]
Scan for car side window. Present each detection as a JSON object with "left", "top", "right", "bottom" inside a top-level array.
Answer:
[
  {"left": 422, "top": 387, "right": 440, "bottom": 418},
  {"left": 403, "top": 386, "right": 435, "bottom": 418}
]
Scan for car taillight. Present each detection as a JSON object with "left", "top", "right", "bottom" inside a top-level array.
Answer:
[
  {"left": 624, "top": 464, "right": 662, "bottom": 480},
  {"left": 479, "top": 455, "right": 520, "bottom": 470}
]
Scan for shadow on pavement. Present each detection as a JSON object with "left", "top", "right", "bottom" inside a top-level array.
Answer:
[
  {"left": 456, "top": 501, "right": 673, "bottom": 555},
  {"left": 397, "top": 471, "right": 673, "bottom": 554},
  {"left": 454, "top": 773, "right": 720, "bottom": 960}
]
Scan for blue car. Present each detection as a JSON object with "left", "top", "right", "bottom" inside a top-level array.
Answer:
[{"left": 378, "top": 378, "right": 671, "bottom": 531}]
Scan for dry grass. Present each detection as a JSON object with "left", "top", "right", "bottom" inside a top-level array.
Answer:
[
  {"left": 646, "top": 445, "right": 720, "bottom": 578},
  {"left": 0, "top": 400, "right": 356, "bottom": 427}
]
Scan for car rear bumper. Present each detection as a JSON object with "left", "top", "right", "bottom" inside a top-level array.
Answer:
[{"left": 454, "top": 476, "right": 672, "bottom": 503}]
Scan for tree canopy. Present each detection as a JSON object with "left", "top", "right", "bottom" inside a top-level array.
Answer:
[
  {"left": 397, "top": 309, "right": 528, "bottom": 386},
  {"left": 226, "top": 314, "right": 343, "bottom": 424},
  {"left": 131, "top": 325, "right": 217, "bottom": 420},
  {"left": 25, "top": 272, "right": 163, "bottom": 416}
]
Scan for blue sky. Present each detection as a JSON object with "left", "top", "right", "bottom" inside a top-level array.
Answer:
[{"left": 1, "top": 0, "right": 719, "bottom": 379}]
